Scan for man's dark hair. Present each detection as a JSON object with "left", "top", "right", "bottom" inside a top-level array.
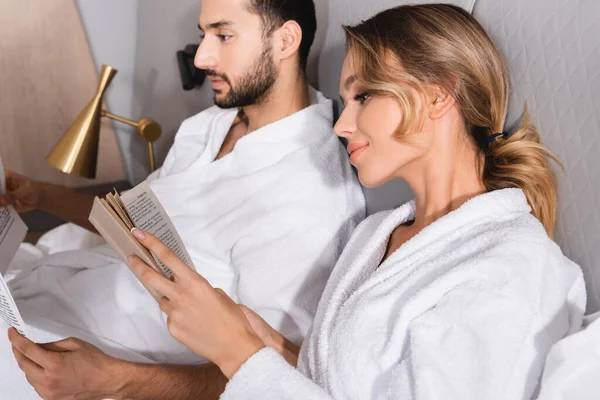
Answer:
[{"left": 246, "top": 0, "right": 317, "bottom": 72}]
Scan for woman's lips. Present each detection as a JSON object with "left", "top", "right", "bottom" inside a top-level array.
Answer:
[{"left": 347, "top": 143, "right": 369, "bottom": 164}]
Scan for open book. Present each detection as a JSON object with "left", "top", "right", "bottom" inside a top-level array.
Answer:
[
  {"left": 88, "top": 180, "right": 196, "bottom": 301},
  {"left": 0, "top": 157, "right": 29, "bottom": 336}
]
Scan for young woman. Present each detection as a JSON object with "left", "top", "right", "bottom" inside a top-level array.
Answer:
[{"left": 126, "top": 4, "right": 585, "bottom": 399}]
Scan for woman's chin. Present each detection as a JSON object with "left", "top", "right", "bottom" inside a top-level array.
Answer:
[{"left": 357, "top": 172, "right": 390, "bottom": 189}]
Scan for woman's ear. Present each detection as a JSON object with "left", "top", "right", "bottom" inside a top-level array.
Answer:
[
  {"left": 276, "top": 20, "right": 303, "bottom": 63},
  {"left": 428, "top": 86, "right": 456, "bottom": 120}
]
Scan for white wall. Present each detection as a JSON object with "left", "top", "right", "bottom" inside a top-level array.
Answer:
[
  {"left": 132, "top": 0, "right": 215, "bottom": 184},
  {"left": 76, "top": 0, "right": 141, "bottom": 182}
]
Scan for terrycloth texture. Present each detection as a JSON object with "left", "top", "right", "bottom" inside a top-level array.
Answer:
[
  {"left": 0, "top": 88, "right": 365, "bottom": 398},
  {"left": 222, "top": 188, "right": 586, "bottom": 400}
]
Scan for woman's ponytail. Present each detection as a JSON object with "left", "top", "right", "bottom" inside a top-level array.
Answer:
[{"left": 483, "top": 110, "right": 560, "bottom": 236}]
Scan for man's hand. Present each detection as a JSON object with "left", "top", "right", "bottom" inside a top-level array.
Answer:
[
  {"left": 0, "top": 170, "right": 98, "bottom": 232},
  {"left": 239, "top": 306, "right": 300, "bottom": 367},
  {"left": 8, "top": 328, "right": 126, "bottom": 400},
  {"left": 0, "top": 170, "right": 43, "bottom": 212}
]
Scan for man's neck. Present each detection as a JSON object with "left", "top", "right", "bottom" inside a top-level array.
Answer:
[{"left": 242, "top": 75, "right": 311, "bottom": 134}]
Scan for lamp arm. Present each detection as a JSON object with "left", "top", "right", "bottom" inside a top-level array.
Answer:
[
  {"left": 148, "top": 142, "right": 156, "bottom": 173},
  {"left": 101, "top": 110, "right": 138, "bottom": 128},
  {"left": 100, "top": 110, "right": 160, "bottom": 173}
]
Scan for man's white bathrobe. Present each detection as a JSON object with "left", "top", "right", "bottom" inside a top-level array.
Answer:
[
  {"left": 221, "top": 188, "right": 586, "bottom": 400},
  {"left": 0, "top": 87, "right": 365, "bottom": 387}
]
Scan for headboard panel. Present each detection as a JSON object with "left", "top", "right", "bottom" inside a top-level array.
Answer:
[{"left": 473, "top": 0, "right": 600, "bottom": 312}]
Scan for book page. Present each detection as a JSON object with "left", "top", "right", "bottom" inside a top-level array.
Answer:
[
  {"left": 0, "top": 274, "right": 28, "bottom": 336},
  {"left": 89, "top": 197, "right": 164, "bottom": 301},
  {"left": 113, "top": 191, "right": 135, "bottom": 229},
  {"left": 0, "top": 158, "right": 27, "bottom": 275},
  {"left": 105, "top": 193, "right": 134, "bottom": 231},
  {"left": 120, "top": 181, "right": 195, "bottom": 277}
]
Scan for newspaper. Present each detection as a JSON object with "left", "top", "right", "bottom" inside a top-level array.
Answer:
[{"left": 0, "top": 158, "right": 28, "bottom": 336}]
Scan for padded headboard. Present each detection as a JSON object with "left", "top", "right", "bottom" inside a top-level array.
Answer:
[
  {"left": 474, "top": 0, "right": 600, "bottom": 313},
  {"left": 309, "top": 0, "right": 600, "bottom": 312}
]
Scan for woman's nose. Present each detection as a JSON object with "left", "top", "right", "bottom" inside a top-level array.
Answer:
[{"left": 334, "top": 107, "right": 357, "bottom": 139}]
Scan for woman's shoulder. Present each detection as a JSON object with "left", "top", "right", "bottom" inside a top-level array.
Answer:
[
  {"left": 454, "top": 211, "right": 584, "bottom": 305},
  {"left": 490, "top": 211, "right": 573, "bottom": 266}
]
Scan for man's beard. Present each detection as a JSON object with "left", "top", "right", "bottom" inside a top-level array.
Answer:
[{"left": 207, "top": 43, "right": 278, "bottom": 109}]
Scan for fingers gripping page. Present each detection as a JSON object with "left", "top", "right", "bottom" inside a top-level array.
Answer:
[
  {"left": 119, "top": 181, "right": 196, "bottom": 277},
  {"left": 89, "top": 180, "right": 196, "bottom": 301}
]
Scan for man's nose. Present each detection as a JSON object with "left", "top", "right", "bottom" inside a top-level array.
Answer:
[{"left": 194, "top": 42, "right": 217, "bottom": 69}]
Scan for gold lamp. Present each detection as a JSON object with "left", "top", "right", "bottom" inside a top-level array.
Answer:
[{"left": 46, "top": 64, "right": 161, "bottom": 179}]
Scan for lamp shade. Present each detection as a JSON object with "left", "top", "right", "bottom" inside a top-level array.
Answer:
[{"left": 46, "top": 65, "right": 117, "bottom": 178}]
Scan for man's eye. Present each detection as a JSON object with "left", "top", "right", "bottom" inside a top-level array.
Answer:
[{"left": 218, "top": 35, "right": 232, "bottom": 42}]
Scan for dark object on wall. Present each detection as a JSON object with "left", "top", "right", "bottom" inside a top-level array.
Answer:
[{"left": 177, "top": 44, "right": 206, "bottom": 90}]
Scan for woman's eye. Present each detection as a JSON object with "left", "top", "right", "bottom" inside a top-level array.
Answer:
[
  {"left": 218, "top": 35, "right": 232, "bottom": 42},
  {"left": 354, "top": 92, "right": 371, "bottom": 105}
]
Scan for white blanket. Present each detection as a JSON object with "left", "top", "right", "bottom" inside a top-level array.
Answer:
[
  {"left": 221, "top": 188, "right": 586, "bottom": 400},
  {"left": 1, "top": 87, "right": 365, "bottom": 397}
]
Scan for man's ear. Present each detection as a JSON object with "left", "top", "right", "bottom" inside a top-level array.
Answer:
[
  {"left": 428, "top": 85, "right": 456, "bottom": 120},
  {"left": 275, "top": 20, "right": 303, "bottom": 63}
]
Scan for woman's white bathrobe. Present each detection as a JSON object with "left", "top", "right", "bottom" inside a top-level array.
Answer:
[
  {"left": 2, "top": 88, "right": 365, "bottom": 370},
  {"left": 221, "top": 188, "right": 586, "bottom": 400}
]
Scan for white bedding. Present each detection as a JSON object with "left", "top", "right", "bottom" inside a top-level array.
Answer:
[{"left": 1, "top": 234, "right": 155, "bottom": 400}]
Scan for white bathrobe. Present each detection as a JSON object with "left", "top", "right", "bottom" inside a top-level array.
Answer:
[
  {"left": 221, "top": 188, "right": 586, "bottom": 400},
  {"left": 0, "top": 88, "right": 365, "bottom": 397},
  {"left": 536, "top": 312, "right": 600, "bottom": 400}
]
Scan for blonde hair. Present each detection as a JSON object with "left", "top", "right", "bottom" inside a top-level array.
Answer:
[{"left": 344, "top": 4, "right": 560, "bottom": 236}]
